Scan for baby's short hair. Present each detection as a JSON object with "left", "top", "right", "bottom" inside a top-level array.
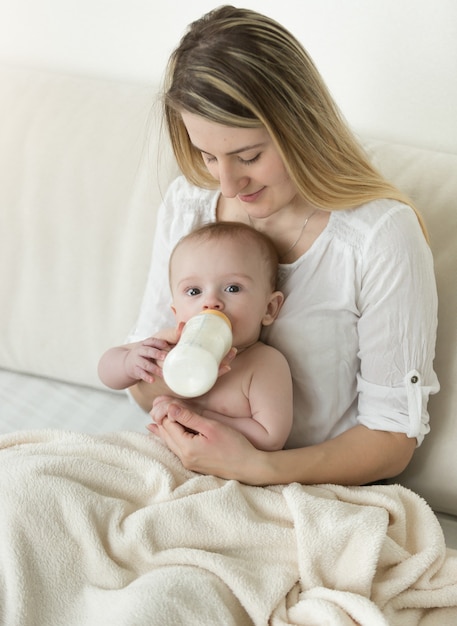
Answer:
[{"left": 171, "top": 221, "right": 279, "bottom": 289}]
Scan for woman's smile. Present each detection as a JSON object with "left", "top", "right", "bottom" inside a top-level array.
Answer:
[{"left": 237, "top": 187, "right": 266, "bottom": 203}]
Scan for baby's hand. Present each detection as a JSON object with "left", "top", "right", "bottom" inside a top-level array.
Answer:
[
  {"left": 124, "top": 337, "right": 172, "bottom": 384},
  {"left": 218, "top": 346, "right": 237, "bottom": 377},
  {"left": 150, "top": 395, "right": 182, "bottom": 425},
  {"left": 153, "top": 325, "right": 182, "bottom": 345}
]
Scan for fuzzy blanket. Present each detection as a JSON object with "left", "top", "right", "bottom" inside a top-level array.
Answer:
[{"left": 0, "top": 429, "right": 456, "bottom": 625}]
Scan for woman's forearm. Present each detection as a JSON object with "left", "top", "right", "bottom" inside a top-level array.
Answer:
[
  {"left": 241, "top": 425, "right": 416, "bottom": 486},
  {"left": 152, "top": 402, "right": 416, "bottom": 486}
]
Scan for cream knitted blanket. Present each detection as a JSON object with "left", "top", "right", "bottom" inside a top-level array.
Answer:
[{"left": 0, "top": 429, "right": 456, "bottom": 625}]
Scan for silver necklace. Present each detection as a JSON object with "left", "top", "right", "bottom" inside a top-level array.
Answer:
[{"left": 249, "top": 209, "right": 318, "bottom": 260}]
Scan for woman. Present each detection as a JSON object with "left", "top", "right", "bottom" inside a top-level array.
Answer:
[{"left": 128, "top": 5, "right": 439, "bottom": 486}]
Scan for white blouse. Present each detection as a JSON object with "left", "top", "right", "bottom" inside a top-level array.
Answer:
[{"left": 128, "top": 176, "right": 439, "bottom": 448}]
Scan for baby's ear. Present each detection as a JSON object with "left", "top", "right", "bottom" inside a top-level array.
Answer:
[
  {"left": 176, "top": 320, "right": 186, "bottom": 340},
  {"left": 170, "top": 305, "right": 185, "bottom": 337},
  {"left": 262, "top": 291, "right": 284, "bottom": 326}
]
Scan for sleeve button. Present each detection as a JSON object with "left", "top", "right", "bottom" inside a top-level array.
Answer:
[{"left": 411, "top": 375, "right": 419, "bottom": 384}]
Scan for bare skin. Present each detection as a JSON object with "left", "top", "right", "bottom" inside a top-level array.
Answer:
[
  {"left": 135, "top": 114, "right": 418, "bottom": 485},
  {"left": 100, "top": 231, "right": 293, "bottom": 451},
  {"left": 148, "top": 400, "right": 416, "bottom": 486}
]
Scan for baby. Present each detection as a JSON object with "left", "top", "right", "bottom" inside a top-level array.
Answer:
[{"left": 99, "top": 222, "right": 293, "bottom": 451}]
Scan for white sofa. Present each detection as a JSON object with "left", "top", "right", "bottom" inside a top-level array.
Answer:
[{"left": 1, "top": 64, "right": 456, "bottom": 551}]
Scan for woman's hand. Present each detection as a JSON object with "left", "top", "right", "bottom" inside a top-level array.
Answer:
[
  {"left": 148, "top": 397, "right": 417, "bottom": 486},
  {"left": 148, "top": 396, "right": 265, "bottom": 481}
]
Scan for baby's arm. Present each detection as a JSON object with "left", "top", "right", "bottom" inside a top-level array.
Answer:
[
  {"left": 238, "top": 346, "right": 293, "bottom": 450},
  {"left": 98, "top": 329, "right": 177, "bottom": 390},
  {"left": 199, "top": 345, "right": 293, "bottom": 451}
]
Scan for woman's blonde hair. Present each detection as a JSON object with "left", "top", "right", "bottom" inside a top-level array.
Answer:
[{"left": 164, "top": 5, "right": 427, "bottom": 237}]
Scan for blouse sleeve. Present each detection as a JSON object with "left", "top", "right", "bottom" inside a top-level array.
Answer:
[
  {"left": 356, "top": 204, "right": 439, "bottom": 445},
  {"left": 126, "top": 176, "right": 218, "bottom": 344}
]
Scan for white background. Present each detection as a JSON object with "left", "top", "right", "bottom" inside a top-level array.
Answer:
[{"left": 0, "top": 0, "right": 456, "bottom": 153}]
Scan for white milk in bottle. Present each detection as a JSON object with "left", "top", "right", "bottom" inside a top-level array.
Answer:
[{"left": 163, "top": 310, "right": 233, "bottom": 397}]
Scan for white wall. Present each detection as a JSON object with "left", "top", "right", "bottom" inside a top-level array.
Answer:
[{"left": 1, "top": 0, "right": 456, "bottom": 153}]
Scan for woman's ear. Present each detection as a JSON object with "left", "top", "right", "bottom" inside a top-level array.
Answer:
[{"left": 262, "top": 291, "right": 284, "bottom": 326}]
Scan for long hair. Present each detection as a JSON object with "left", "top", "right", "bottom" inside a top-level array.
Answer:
[{"left": 164, "top": 5, "right": 427, "bottom": 237}]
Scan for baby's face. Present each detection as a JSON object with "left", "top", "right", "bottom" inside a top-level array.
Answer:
[{"left": 170, "top": 237, "right": 276, "bottom": 349}]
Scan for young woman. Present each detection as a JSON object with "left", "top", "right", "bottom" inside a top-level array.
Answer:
[{"left": 128, "top": 5, "right": 438, "bottom": 486}]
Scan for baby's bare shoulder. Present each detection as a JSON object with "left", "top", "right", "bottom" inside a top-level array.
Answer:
[{"left": 237, "top": 341, "right": 288, "bottom": 369}]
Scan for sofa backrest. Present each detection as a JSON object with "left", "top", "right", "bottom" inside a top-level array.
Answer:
[
  {"left": 0, "top": 65, "right": 456, "bottom": 517},
  {"left": 363, "top": 138, "right": 457, "bottom": 515},
  {"left": 0, "top": 65, "right": 177, "bottom": 387}
]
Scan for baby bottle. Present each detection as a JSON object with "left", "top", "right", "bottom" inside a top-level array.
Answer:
[{"left": 163, "top": 310, "right": 233, "bottom": 397}]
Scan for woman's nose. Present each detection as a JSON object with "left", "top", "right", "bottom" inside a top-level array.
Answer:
[{"left": 218, "top": 163, "right": 249, "bottom": 198}]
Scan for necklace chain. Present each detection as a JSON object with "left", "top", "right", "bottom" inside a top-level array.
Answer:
[{"left": 249, "top": 209, "right": 318, "bottom": 260}]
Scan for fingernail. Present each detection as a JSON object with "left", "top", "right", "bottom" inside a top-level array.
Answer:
[{"left": 169, "top": 404, "right": 181, "bottom": 418}]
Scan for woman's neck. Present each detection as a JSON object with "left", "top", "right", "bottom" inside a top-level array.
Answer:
[{"left": 216, "top": 194, "right": 329, "bottom": 263}]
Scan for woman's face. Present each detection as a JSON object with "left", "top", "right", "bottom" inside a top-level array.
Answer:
[{"left": 181, "top": 111, "right": 300, "bottom": 219}]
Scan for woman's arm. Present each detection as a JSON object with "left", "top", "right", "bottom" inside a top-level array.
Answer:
[
  {"left": 258, "top": 425, "right": 416, "bottom": 486},
  {"left": 149, "top": 401, "right": 416, "bottom": 485}
]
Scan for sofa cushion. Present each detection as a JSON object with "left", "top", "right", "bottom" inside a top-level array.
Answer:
[
  {"left": 0, "top": 65, "right": 176, "bottom": 388},
  {"left": 1, "top": 66, "right": 456, "bottom": 523}
]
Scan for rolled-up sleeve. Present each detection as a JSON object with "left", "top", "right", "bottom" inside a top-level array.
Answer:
[{"left": 356, "top": 205, "right": 439, "bottom": 445}]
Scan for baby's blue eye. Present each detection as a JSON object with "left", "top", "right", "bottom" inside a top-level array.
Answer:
[
  {"left": 225, "top": 285, "right": 240, "bottom": 293},
  {"left": 186, "top": 287, "right": 201, "bottom": 296}
]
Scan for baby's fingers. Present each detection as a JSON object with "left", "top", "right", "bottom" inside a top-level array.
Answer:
[
  {"left": 139, "top": 343, "right": 168, "bottom": 364},
  {"left": 218, "top": 347, "right": 237, "bottom": 376}
]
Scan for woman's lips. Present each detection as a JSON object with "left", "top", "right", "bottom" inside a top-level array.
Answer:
[{"left": 238, "top": 187, "right": 265, "bottom": 203}]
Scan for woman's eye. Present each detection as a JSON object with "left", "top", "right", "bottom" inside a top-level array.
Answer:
[
  {"left": 202, "top": 153, "right": 260, "bottom": 166},
  {"left": 239, "top": 153, "right": 260, "bottom": 165},
  {"left": 202, "top": 153, "right": 216, "bottom": 164},
  {"left": 225, "top": 285, "right": 240, "bottom": 293},
  {"left": 186, "top": 287, "right": 201, "bottom": 296}
]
